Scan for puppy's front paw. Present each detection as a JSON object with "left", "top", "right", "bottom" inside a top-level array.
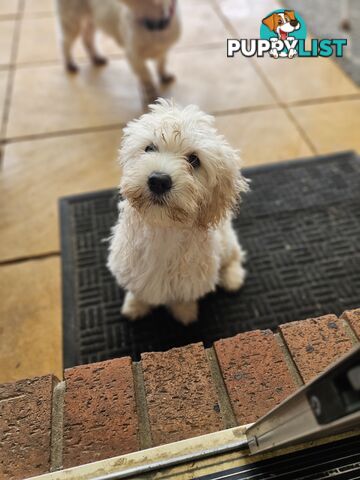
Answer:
[
  {"left": 220, "top": 261, "right": 246, "bottom": 292},
  {"left": 169, "top": 301, "right": 198, "bottom": 326},
  {"left": 121, "top": 291, "right": 151, "bottom": 321}
]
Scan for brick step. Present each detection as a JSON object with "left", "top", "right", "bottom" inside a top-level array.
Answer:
[{"left": 1, "top": 309, "right": 359, "bottom": 479}]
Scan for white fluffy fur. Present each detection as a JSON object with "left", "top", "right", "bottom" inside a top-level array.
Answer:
[
  {"left": 55, "top": 0, "right": 180, "bottom": 107},
  {"left": 108, "top": 100, "right": 249, "bottom": 325}
]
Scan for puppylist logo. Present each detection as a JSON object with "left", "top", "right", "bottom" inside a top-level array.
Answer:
[{"left": 227, "top": 9, "right": 347, "bottom": 59}]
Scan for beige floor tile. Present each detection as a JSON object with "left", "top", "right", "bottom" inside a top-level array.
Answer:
[
  {"left": 290, "top": 99, "right": 360, "bottom": 155},
  {"left": 177, "top": 2, "right": 229, "bottom": 48},
  {"left": 215, "top": 107, "right": 312, "bottom": 167},
  {"left": 165, "top": 47, "right": 276, "bottom": 114},
  {"left": 0, "top": 257, "right": 62, "bottom": 383},
  {"left": 7, "top": 60, "right": 141, "bottom": 138},
  {"left": 255, "top": 56, "right": 359, "bottom": 103},
  {"left": 0, "top": 0, "right": 20, "bottom": 16},
  {"left": 0, "top": 129, "right": 122, "bottom": 261},
  {"left": 17, "top": 16, "right": 122, "bottom": 65},
  {"left": 24, "top": 0, "right": 54, "bottom": 15},
  {"left": 216, "top": 0, "right": 281, "bottom": 37},
  {"left": 0, "top": 20, "right": 15, "bottom": 66},
  {"left": 0, "top": 70, "right": 8, "bottom": 131},
  {"left": 17, "top": 16, "right": 59, "bottom": 64}
]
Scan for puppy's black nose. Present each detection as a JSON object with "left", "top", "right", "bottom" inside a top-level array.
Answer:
[
  {"left": 148, "top": 172, "right": 172, "bottom": 195},
  {"left": 290, "top": 19, "right": 298, "bottom": 27}
]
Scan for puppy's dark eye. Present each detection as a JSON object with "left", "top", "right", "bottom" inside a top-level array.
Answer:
[
  {"left": 145, "top": 143, "right": 157, "bottom": 153},
  {"left": 187, "top": 153, "right": 201, "bottom": 168}
]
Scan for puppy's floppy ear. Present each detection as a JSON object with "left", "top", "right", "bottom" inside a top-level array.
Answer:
[
  {"left": 262, "top": 13, "right": 277, "bottom": 32},
  {"left": 284, "top": 10, "right": 296, "bottom": 20},
  {"left": 197, "top": 142, "right": 249, "bottom": 229}
]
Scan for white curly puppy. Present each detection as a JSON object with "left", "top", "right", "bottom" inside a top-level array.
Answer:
[{"left": 108, "top": 100, "right": 249, "bottom": 325}]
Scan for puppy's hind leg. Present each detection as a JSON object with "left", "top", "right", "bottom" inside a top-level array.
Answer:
[
  {"left": 121, "top": 291, "right": 151, "bottom": 320},
  {"left": 157, "top": 54, "right": 175, "bottom": 85},
  {"left": 168, "top": 301, "right": 198, "bottom": 326},
  {"left": 82, "top": 17, "right": 108, "bottom": 67}
]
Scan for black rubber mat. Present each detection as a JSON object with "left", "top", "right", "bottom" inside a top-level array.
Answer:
[
  {"left": 60, "top": 151, "right": 360, "bottom": 367},
  {"left": 195, "top": 434, "right": 360, "bottom": 480}
]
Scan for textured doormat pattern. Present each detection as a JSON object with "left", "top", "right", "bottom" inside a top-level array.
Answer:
[
  {"left": 60, "top": 151, "right": 360, "bottom": 367},
  {"left": 196, "top": 434, "right": 360, "bottom": 480}
]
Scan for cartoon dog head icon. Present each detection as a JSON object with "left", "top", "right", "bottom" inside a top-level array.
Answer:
[
  {"left": 262, "top": 10, "right": 301, "bottom": 58},
  {"left": 262, "top": 10, "right": 300, "bottom": 40}
]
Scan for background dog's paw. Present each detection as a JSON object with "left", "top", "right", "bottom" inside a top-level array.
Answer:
[
  {"left": 220, "top": 262, "right": 246, "bottom": 292},
  {"left": 160, "top": 72, "right": 176, "bottom": 85},
  {"left": 169, "top": 302, "right": 198, "bottom": 326},
  {"left": 121, "top": 292, "right": 150, "bottom": 321},
  {"left": 141, "top": 84, "right": 159, "bottom": 110},
  {"left": 66, "top": 62, "right": 79, "bottom": 74},
  {"left": 92, "top": 55, "right": 108, "bottom": 67}
]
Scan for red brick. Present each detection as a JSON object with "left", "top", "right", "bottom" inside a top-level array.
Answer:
[
  {"left": 141, "top": 343, "right": 223, "bottom": 446},
  {"left": 0, "top": 375, "right": 56, "bottom": 480},
  {"left": 279, "top": 314, "right": 354, "bottom": 383},
  {"left": 341, "top": 309, "right": 360, "bottom": 339},
  {"left": 214, "top": 330, "right": 297, "bottom": 424},
  {"left": 63, "top": 357, "right": 139, "bottom": 468}
]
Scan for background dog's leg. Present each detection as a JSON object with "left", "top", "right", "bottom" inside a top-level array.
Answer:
[
  {"left": 157, "top": 55, "right": 175, "bottom": 85},
  {"left": 169, "top": 301, "right": 198, "bottom": 326},
  {"left": 127, "top": 55, "right": 158, "bottom": 109},
  {"left": 58, "top": 16, "right": 81, "bottom": 73},
  {"left": 82, "top": 17, "right": 108, "bottom": 67},
  {"left": 121, "top": 291, "right": 151, "bottom": 320}
]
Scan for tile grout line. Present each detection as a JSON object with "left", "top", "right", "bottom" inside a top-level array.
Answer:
[
  {"left": 211, "top": 0, "right": 319, "bottom": 156},
  {"left": 1, "top": 104, "right": 278, "bottom": 146},
  {"left": 280, "top": 106, "right": 317, "bottom": 155},
  {"left": 132, "top": 362, "right": 153, "bottom": 450},
  {"left": 275, "top": 331, "right": 304, "bottom": 387},
  {"left": 0, "top": 250, "right": 60, "bottom": 267},
  {"left": 0, "top": 0, "right": 25, "bottom": 146},
  {"left": 0, "top": 14, "right": 21, "bottom": 21},
  {"left": 287, "top": 93, "right": 360, "bottom": 108},
  {"left": 2, "top": 123, "right": 125, "bottom": 145},
  {"left": 248, "top": 59, "right": 318, "bottom": 156},
  {"left": 205, "top": 347, "right": 237, "bottom": 429},
  {"left": 50, "top": 378, "right": 65, "bottom": 472}
]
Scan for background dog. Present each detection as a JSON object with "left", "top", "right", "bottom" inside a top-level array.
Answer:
[
  {"left": 55, "top": 0, "right": 181, "bottom": 107},
  {"left": 262, "top": 10, "right": 300, "bottom": 58},
  {"left": 108, "top": 99, "right": 249, "bottom": 326}
]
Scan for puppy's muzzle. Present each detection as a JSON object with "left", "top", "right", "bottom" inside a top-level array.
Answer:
[{"left": 148, "top": 171, "right": 172, "bottom": 195}]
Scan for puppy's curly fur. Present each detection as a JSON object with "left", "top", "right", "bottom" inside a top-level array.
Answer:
[{"left": 108, "top": 99, "right": 249, "bottom": 325}]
